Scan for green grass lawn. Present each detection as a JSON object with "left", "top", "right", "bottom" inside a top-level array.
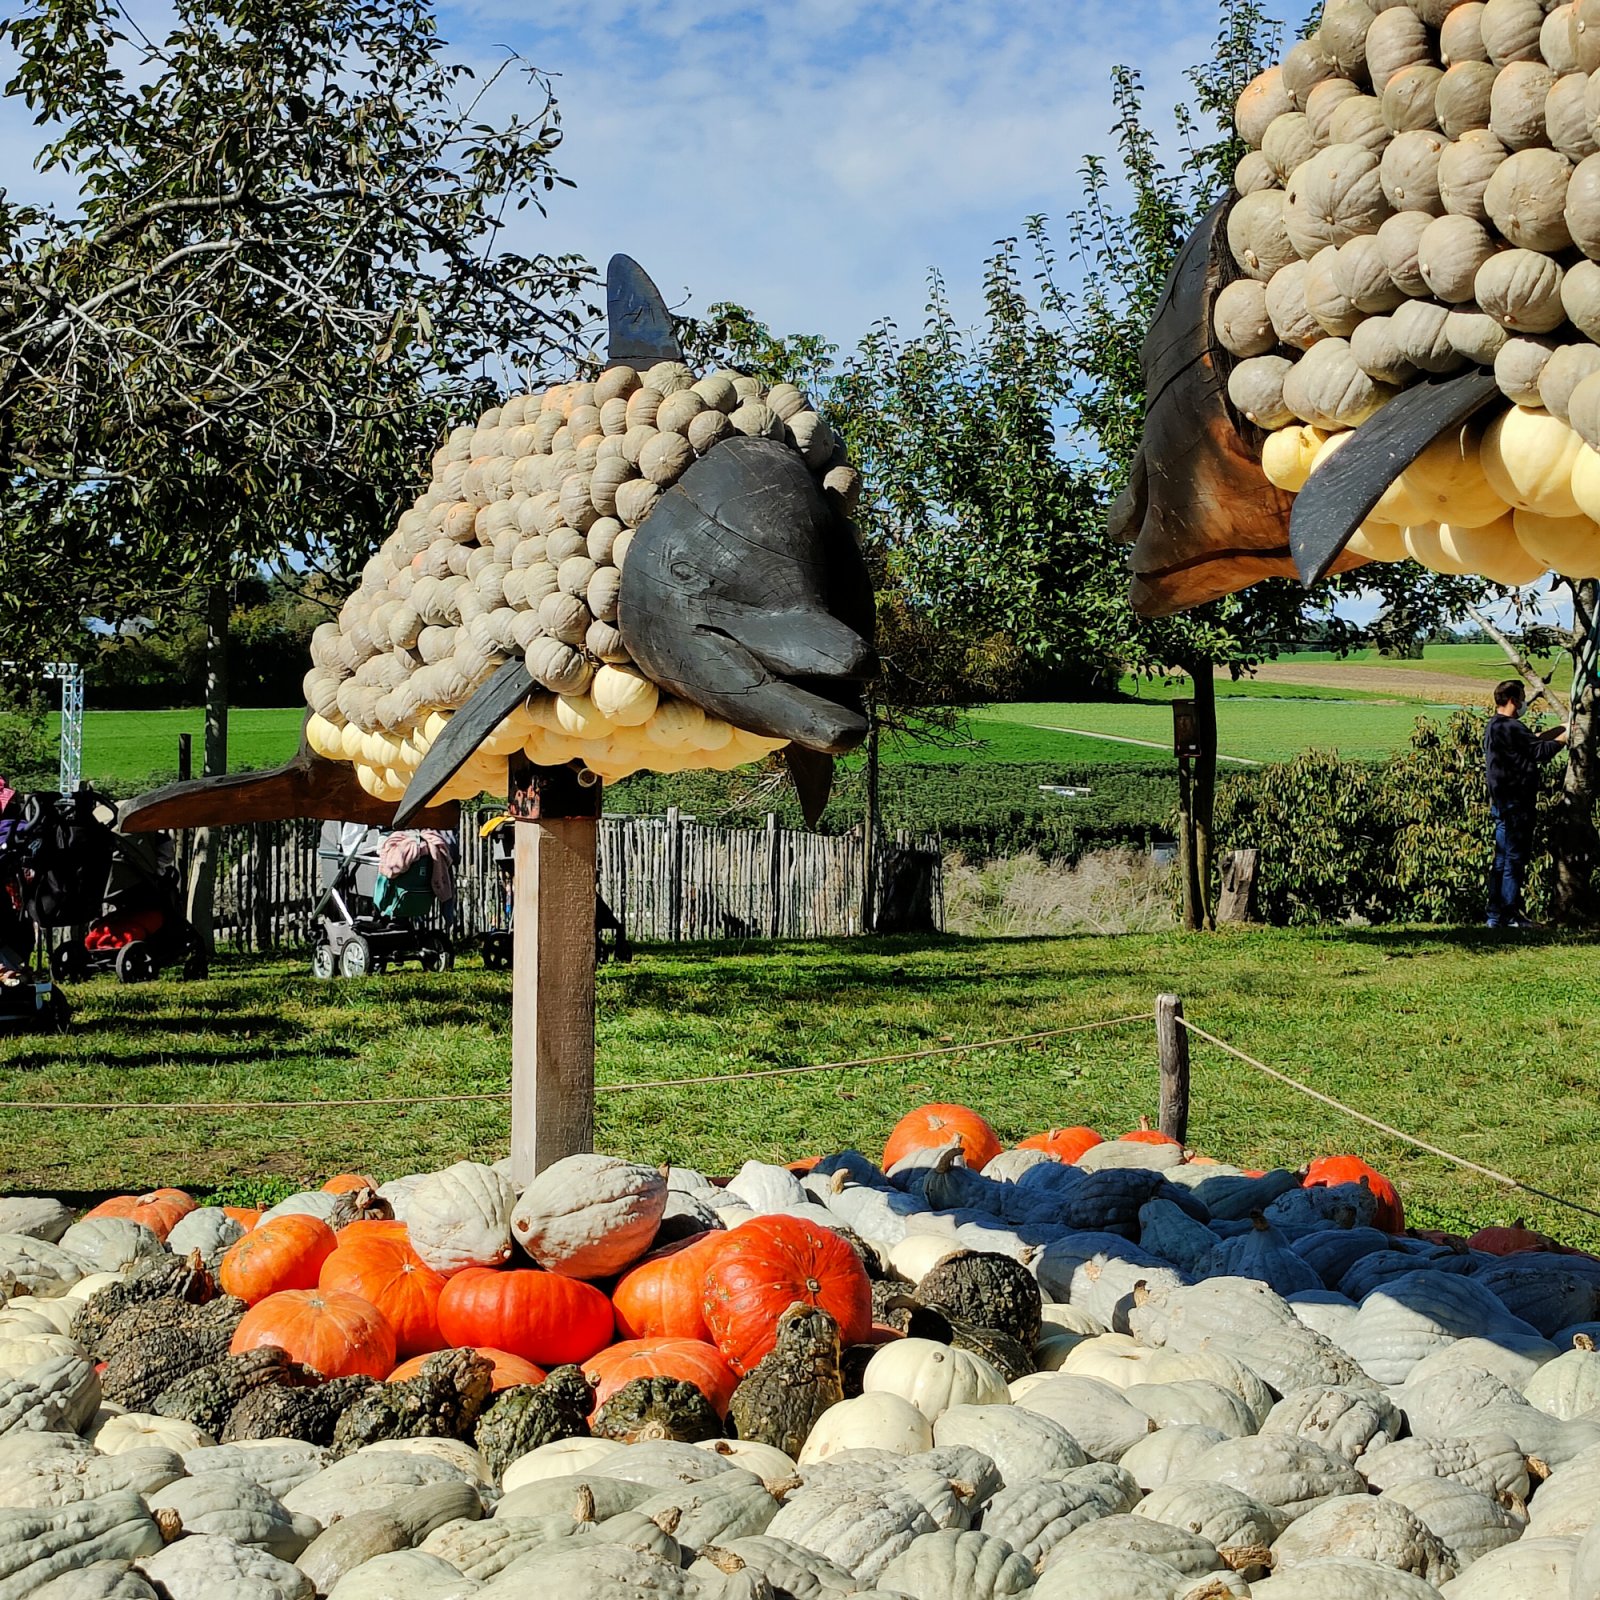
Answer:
[
  {"left": 3, "top": 928, "right": 1597, "bottom": 1251},
  {"left": 1280, "top": 642, "right": 1568, "bottom": 683}
]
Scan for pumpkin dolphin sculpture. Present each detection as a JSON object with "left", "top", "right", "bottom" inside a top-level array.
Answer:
[
  {"left": 120, "top": 257, "right": 876, "bottom": 834},
  {"left": 1117, "top": 0, "right": 1600, "bottom": 618}
]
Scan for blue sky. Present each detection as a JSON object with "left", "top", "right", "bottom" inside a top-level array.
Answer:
[{"left": 0, "top": 0, "right": 1566, "bottom": 632}]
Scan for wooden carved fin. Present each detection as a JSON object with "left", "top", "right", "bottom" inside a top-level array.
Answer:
[
  {"left": 392, "top": 657, "right": 530, "bottom": 828},
  {"left": 1289, "top": 370, "right": 1503, "bottom": 587},
  {"left": 606, "top": 254, "right": 683, "bottom": 369},
  {"left": 783, "top": 745, "right": 836, "bottom": 828}
]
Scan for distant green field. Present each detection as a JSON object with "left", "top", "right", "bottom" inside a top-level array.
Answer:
[
  {"left": 1280, "top": 642, "right": 1567, "bottom": 683},
  {"left": 47, "top": 644, "right": 1515, "bottom": 791}
]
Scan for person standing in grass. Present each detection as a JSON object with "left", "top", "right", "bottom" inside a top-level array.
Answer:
[{"left": 1483, "top": 679, "right": 1568, "bottom": 929}]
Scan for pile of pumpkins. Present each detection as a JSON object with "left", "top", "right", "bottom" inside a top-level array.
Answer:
[
  {"left": 1221, "top": 0, "right": 1600, "bottom": 584},
  {"left": 0, "top": 1101, "right": 1597, "bottom": 1597}
]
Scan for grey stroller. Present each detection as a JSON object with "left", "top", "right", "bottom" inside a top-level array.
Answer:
[{"left": 310, "top": 821, "right": 455, "bottom": 979}]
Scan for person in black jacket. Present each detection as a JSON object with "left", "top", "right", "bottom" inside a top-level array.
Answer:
[{"left": 1483, "top": 680, "right": 1568, "bottom": 928}]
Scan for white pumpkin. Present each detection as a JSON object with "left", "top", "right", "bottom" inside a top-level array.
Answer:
[
  {"left": 56, "top": 1219, "right": 162, "bottom": 1276},
  {"left": 889, "top": 1235, "right": 963, "bottom": 1285},
  {"left": 1523, "top": 1334, "right": 1600, "bottom": 1420},
  {"left": 1061, "top": 1333, "right": 1159, "bottom": 1390},
  {"left": 933, "top": 1403, "right": 1089, "bottom": 1487},
  {"left": 796, "top": 1393, "right": 934, "bottom": 1465},
  {"left": 509, "top": 1153, "right": 667, "bottom": 1278},
  {"left": 693, "top": 1437, "right": 800, "bottom": 1494},
  {"left": 862, "top": 1340, "right": 1009, "bottom": 1420},
  {"left": 499, "top": 1435, "right": 623, "bottom": 1493},
  {"left": 1436, "top": 1533, "right": 1579, "bottom": 1597},
  {"left": 91, "top": 1412, "right": 214, "bottom": 1456},
  {"left": 405, "top": 1162, "right": 515, "bottom": 1274},
  {"left": 138, "top": 1532, "right": 314, "bottom": 1600},
  {"left": 1118, "top": 1425, "right": 1230, "bottom": 1493},
  {"left": 326, "top": 1550, "right": 477, "bottom": 1600}
]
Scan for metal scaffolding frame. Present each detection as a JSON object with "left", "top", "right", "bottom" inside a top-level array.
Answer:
[{"left": 1, "top": 661, "right": 84, "bottom": 794}]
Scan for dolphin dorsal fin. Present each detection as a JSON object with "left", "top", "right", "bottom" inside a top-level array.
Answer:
[{"left": 606, "top": 254, "right": 682, "bottom": 369}]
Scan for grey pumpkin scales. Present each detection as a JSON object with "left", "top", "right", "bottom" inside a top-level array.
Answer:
[
  {"left": 120, "top": 256, "right": 875, "bottom": 836},
  {"left": 1117, "top": 0, "right": 1600, "bottom": 616}
]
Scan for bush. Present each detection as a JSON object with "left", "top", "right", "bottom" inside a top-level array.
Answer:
[
  {"left": 0, "top": 687, "right": 57, "bottom": 792},
  {"left": 1217, "top": 709, "right": 1565, "bottom": 924},
  {"left": 945, "top": 848, "right": 1178, "bottom": 936}
]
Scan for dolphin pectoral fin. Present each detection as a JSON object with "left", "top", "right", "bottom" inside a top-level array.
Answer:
[
  {"left": 784, "top": 745, "right": 836, "bottom": 827},
  {"left": 1288, "top": 370, "right": 1503, "bottom": 586},
  {"left": 393, "top": 658, "right": 529, "bottom": 828},
  {"left": 119, "top": 741, "right": 458, "bottom": 833}
]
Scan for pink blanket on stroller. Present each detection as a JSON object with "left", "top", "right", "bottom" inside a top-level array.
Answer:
[{"left": 377, "top": 829, "right": 455, "bottom": 903}]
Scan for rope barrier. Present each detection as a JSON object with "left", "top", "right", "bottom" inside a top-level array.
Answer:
[
  {"left": 1175, "top": 1015, "right": 1600, "bottom": 1227},
  {"left": 0, "top": 1012, "right": 1155, "bottom": 1113}
]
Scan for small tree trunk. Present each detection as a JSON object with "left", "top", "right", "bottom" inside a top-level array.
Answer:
[
  {"left": 1177, "top": 756, "right": 1200, "bottom": 931},
  {"left": 863, "top": 703, "right": 881, "bottom": 933},
  {"left": 1191, "top": 659, "right": 1218, "bottom": 931},
  {"left": 186, "top": 583, "right": 231, "bottom": 955},
  {"left": 1554, "top": 578, "right": 1599, "bottom": 923}
]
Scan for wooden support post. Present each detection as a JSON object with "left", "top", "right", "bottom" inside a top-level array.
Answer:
[
  {"left": 666, "top": 806, "right": 683, "bottom": 943},
  {"left": 766, "top": 812, "right": 780, "bottom": 940},
  {"left": 508, "top": 759, "right": 602, "bottom": 1187},
  {"left": 177, "top": 734, "right": 192, "bottom": 782},
  {"left": 1156, "top": 993, "right": 1190, "bottom": 1146}
]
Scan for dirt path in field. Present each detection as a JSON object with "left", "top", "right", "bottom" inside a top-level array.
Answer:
[{"left": 1227, "top": 662, "right": 1492, "bottom": 703}]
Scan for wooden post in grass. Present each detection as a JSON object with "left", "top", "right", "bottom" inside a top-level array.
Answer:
[
  {"left": 508, "top": 757, "right": 601, "bottom": 1187},
  {"left": 1156, "top": 993, "right": 1190, "bottom": 1145}
]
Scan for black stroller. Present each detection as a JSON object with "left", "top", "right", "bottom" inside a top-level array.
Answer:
[
  {"left": 310, "top": 821, "right": 455, "bottom": 979},
  {"left": 0, "top": 788, "right": 69, "bottom": 1032},
  {"left": 33, "top": 790, "right": 204, "bottom": 984}
]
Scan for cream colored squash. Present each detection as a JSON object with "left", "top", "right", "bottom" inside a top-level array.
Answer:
[
  {"left": 862, "top": 1339, "right": 1009, "bottom": 1421},
  {"left": 796, "top": 1393, "right": 934, "bottom": 1465},
  {"left": 498, "top": 1436, "right": 623, "bottom": 1493},
  {"left": 1262, "top": 424, "right": 1331, "bottom": 491},
  {"left": 889, "top": 1235, "right": 962, "bottom": 1284},
  {"left": 1404, "top": 523, "right": 1465, "bottom": 572},
  {"left": 1348, "top": 521, "right": 1409, "bottom": 560},
  {"left": 1438, "top": 513, "right": 1549, "bottom": 583},
  {"left": 1397, "top": 427, "right": 1511, "bottom": 526},
  {"left": 92, "top": 1412, "right": 214, "bottom": 1455},
  {"left": 1060, "top": 1334, "right": 1160, "bottom": 1390},
  {"left": 1482, "top": 405, "right": 1585, "bottom": 515},
  {"left": 404, "top": 1161, "right": 515, "bottom": 1274}
]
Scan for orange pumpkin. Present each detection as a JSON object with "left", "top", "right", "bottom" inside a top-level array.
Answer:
[
  {"left": 388, "top": 1346, "right": 545, "bottom": 1389},
  {"left": 882, "top": 1103, "right": 1003, "bottom": 1173},
  {"left": 223, "top": 1207, "right": 263, "bottom": 1231},
  {"left": 702, "top": 1215, "right": 873, "bottom": 1376},
  {"left": 1303, "top": 1155, "right": 1406, "bottom": 1233},
  {"left": 585, "top": 1337, "right": 737, "bottom": 1417},
  {"left": 335, "top": 1219, "right": 411, "bottom": 1246},
  {"left": 230, "top": 1288, "right": 396, "bottom": 1380},
  {"left": 1468, "top": 1220, "right": 1557, "bottom": 1256},
  {"left": 319, "top": 1234, "right": 446, "bottom": 1359},
  {"left": 83, "top": 1189, "right": 197, "bottom": 1242},
  {"left": 437, "top": 1267, "right": 613, "bottom": 1367},
  {"left": 321, "top": 1172, "right": 379, "bottom": 1194},
  {"left": 611, "top": 1233, "right": 723, "bottom": 1342},
  {"left": 1017, "top": 1127, "right": 1104, "bottom": 1163},
  {"left": 1120, "top": 1118, "right": 1182, "bottom": 1146},
  {"left": 219, "top": 1214, "right": 339, "bottom": 1304}
]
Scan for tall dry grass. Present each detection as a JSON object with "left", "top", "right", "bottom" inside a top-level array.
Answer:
[{"left": 944, "top": 848, "right": 1178, "bottom": 937}]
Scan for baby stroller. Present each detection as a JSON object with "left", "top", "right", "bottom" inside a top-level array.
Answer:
[
  {"left": 0, "top": 782, "right": 69, "bottom": 1032},
  {"left": 30, "top": 790, "right": 203, "bottom": 985},
  {"left": 310, "top": 821, "right": 455, "bottom": 979}
]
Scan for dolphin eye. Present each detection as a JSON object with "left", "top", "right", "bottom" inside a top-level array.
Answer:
[{"left": 670, "top": 558, "right": 697, "bottom": 584}]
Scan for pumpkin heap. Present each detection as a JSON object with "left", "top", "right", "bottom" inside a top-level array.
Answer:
[
  {"left": 299, "top": 362, "right": 863, "bottom": 802},
  {"left": 1, "top": 1114, "right": 1599, "bottom": 1597},
  {"left": 1220, "top": 0, "right": 1600, "bottom": 585}
]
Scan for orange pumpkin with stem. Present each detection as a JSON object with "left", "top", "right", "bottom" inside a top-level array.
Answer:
[
  {"left": 388, "top": 1346, "right": 544, "bottom": 1389},
  {"left": 219, "top": 1214, "right": 338, "bottom": 1304},
  {"left": 223, "top": 1207, "right": 262, "bottom": 1231},
  {"left": 1120, "top": 1118, "right": 1182, "bottom": 1146},
  {"left": 230, "top": 1288, "right": 396, "bottom": 1379},
  {"left": 1303, "top": 1155, "right": 1406, "bottom": 1233},
  {"left": 1017, "top": 1127, "right": 1104, "bottom": 1163},
  {"left": 585, "top": 1337, "right": 737, "bottom": 1417},
  {"left": 611, "top": 1232, "right": 723, "bottom": 1342},
  {"left": 335, "top": 1218, "right": 410, "bottom": 1247},
  {"left": 319, "top": 1234, "right": 446, "bottom": 1359},
  {"left": 702, "top": 1215, "right": 872, "bottom": 1375},
  {"left": 84, "top": 1189, "right": 197, "bottom": 1242},
  {"left": 437, "top": 1267, "right": 613, "bottom": 1368},
  {"left": 882, "top": 1103, "right": 1003, "bottom": 1173}
]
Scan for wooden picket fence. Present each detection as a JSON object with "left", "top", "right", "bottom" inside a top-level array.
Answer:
[{"left": 188, "top": 809, "right": 943, "bottom": 952}]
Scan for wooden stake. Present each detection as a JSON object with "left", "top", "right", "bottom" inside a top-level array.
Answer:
[
  {"left": 508, "top": 760, "right": 600, "bottom": 1186},
  {"left": 1156, "top": 993, "right": 1190, "bottom": 1146}
]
